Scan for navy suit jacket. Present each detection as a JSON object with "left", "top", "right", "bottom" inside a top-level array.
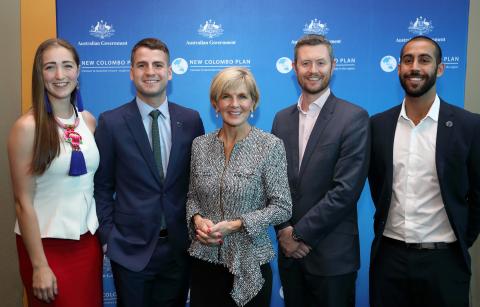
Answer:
[
  {"left": 368, "top": 100, "right": 480, "bottom": 272},
  {"left": 94, "top": 100, "right": 204, "bottom": 272},
  {"left": 272, "top": 93, "right": 370, "bottom": 276}
]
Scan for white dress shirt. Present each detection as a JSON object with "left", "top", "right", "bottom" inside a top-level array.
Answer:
[
  {"left": 384, "top": 95, "right": 456, "bottom": 243},
  {"left": 297, "top": 88, "right": 330, "bottom": 167},
  {"left": 136, "top": 97, "right": 172, "bottom": 177}
]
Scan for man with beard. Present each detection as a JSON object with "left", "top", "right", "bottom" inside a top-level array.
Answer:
[
  {"left": 271, "top": 34, "right": 370, "bottom": 307},
  {"left": 368, "top": 36, "right": 480, "bottom": 307}
]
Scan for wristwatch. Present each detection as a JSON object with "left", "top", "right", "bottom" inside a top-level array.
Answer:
[{"left": 291, "top": 228, "right": 302, "bottom": 242}]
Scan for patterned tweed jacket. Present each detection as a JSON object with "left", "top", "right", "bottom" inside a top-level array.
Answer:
[{"left": 186, "top": 127, "right": 292, "bottom": 306}]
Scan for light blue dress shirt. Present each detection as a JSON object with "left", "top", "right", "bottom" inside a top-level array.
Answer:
[{"left": 136, "top": 97, "right": 172, "bottom": 177}]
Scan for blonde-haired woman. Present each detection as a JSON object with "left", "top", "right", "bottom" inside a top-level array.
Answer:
[{"left": 187, "top": 67, "right": 292, "bottom": 306}]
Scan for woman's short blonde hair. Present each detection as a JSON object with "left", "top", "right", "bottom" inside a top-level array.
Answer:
[{"left": 210, "top": 67, "right": 260, "bottom": 111}]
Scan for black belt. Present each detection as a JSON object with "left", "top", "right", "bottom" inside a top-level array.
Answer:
[
  {"left": 159, "top": 229, "right": 168, "bottom": 238},
  {"left": 382, "top": 236, "right": 454, "bottom": 250}
]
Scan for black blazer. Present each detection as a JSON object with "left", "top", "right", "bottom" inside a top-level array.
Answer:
[
  {"left": 272, "top": 93, "right": 370, "bottom": 276},
  {"left": 368, "top": 99, "right": 480, "bottom": 272},
  {"left": 94, "top": 100, "right": 204, "bottom": 272}
]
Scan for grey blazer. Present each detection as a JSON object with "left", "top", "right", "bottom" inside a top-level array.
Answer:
[{"left": 272, "top": 93, "right": 370, "bottom": 276}]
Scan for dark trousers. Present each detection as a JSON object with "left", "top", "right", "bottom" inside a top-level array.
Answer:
[
  {"left": 370, "top": 236, "right": 470, "bottom": 307},
  {"left": 110, "top": 237, "right": 189, "bottom": 307},
  {"left": 279, "top": 260, "right": 356, "bottom": 307},
  {"left": 190, "top": 257, "right": 272, "bottom": 307}
]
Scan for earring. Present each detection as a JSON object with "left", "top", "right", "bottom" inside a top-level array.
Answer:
[
  {"left": 44, "top": 92, "right": 52, "bottom": 114},
  {"left": 74, "top": 84, "right": 84, "bottom": 112},
  {"left": 250, "top": 111, "right": 254, "bottom": 118},
  {"left": 215, "top": 112, "right": 219, "bottom": 118}
]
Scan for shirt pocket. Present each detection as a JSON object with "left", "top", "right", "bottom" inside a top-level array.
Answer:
[
  {"left": 233, "top": 168, "right": 258, "bottom": 182},
  {"left": 193, "top": 169, "right": 217, "bottom": 198},
  {"left": 230, "top": 169, "right": 261, "bottom": 199}
]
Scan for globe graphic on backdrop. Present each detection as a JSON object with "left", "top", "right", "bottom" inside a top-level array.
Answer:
[
  {"left": 276, "top": 57, "right": 292, "bottom": 74},
  {"left": 172, "top": 58, "right": 188, "bottom": 75},
  {"left": 380, "top": 55, "right": 397, "bottom": 72}
]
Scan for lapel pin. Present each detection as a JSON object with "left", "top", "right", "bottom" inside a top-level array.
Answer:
[
  {"left": 445, "top": 121, "right": 453, "bottom": 127},
  {"left": 176, "top": 121, "right": 183, "bottom": 127}
]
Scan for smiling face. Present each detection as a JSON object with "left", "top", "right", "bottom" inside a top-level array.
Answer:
[
  {"left": 130, "top": 47, "right": 172, "bottom": 106},
  {"left": 216, "top": 83, "right": 254, "bottom": 130},
  {"left": 42, "top": 46, "right": 79, "bottom": 103},
  {"left": 398, "top": 39, "right": 444, "bottom": 98},
  {"left": 294, "top": 44, "right": 335, "bottom": 98}
]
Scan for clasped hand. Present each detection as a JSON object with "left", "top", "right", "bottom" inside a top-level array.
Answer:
[
  {"left": 193, "top": 215, "right": 238, "bottom": 246},
  {"left": 277, "top": 226, "right": 312, "bottom": 259}
]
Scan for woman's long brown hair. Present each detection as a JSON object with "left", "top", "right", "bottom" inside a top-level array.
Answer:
[{"left": 31, "top": 38, "right": 80, "bottom": 175}]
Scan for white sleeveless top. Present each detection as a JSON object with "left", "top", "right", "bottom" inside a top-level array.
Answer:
[{"left": 14, "top": 111, "right": 100, "bottom": 240}]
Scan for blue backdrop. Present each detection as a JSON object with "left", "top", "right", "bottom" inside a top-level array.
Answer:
[{"left": 56, "top": 0, "right": 470, "bottom": 306}]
